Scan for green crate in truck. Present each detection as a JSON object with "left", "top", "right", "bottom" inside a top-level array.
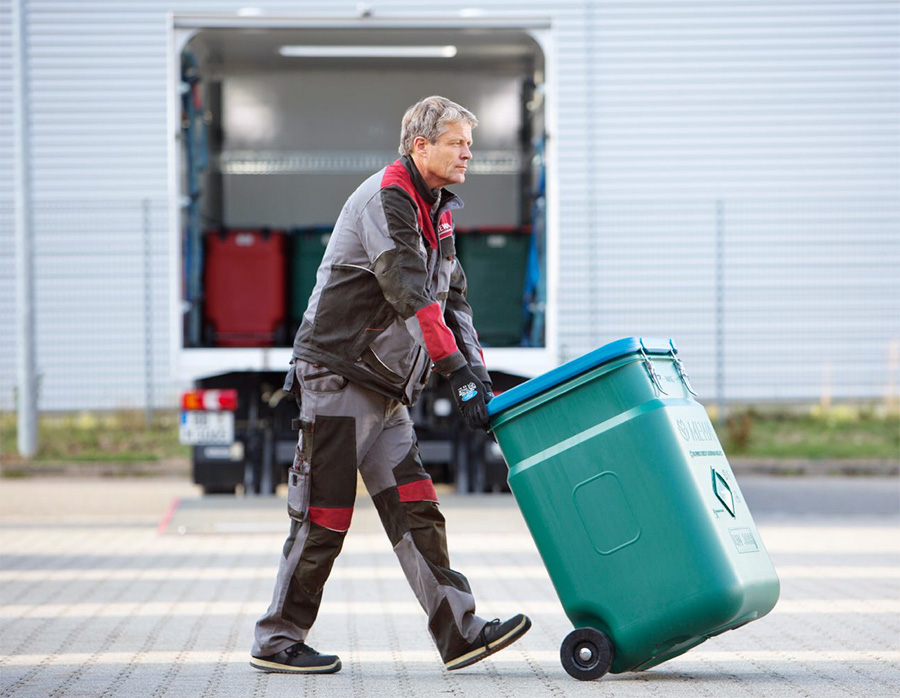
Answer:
[
  {"left": 455, "top": 226, "right": 530, "bottom": 346},
  {"left": 289, "top": 226, "right": 332, "bottom": 336}
]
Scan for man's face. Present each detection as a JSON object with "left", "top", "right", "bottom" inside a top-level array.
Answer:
[{"left": 414, "top": 121, "right": 473, "bottom": 190}]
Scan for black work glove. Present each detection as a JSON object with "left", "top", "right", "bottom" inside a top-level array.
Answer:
[{"left": 449, "top": 364, "right": 490, "bottom": 431}]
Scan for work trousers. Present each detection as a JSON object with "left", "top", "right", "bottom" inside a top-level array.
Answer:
[{"left": 252, "top": 360, "right": 488, "bottom": 662}]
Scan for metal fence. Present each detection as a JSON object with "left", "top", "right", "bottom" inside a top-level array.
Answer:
[
  {"left": 1, "top": 197, "right": 899, "bottom": 415},
  {"left": 0, "top": 199, "right": 174, "bottom": 415},
  {"left": 558, "top": 197, "right": 900, "bottom": 407}
]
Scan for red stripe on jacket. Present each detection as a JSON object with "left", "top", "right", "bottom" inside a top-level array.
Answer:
[
  {"left": 381, "top": 159, "right": 438, "bottom": 249},
  {"left": 308, "top": 506, "right": 354, "bottom": 532},
  {"left": 416, "top": 302, "right": 458, "bottom": 363},
  {"left": 398, "top": 478, "right": 438, "bottom": 503}
]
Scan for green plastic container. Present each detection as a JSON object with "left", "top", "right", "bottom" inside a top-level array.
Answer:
[
  {"left": 488, "top": 337, "right": 780, "bottom": 680},
  {"left": 288, "top": 226, "right": 332, "bottom": 334},
  {"left": 455, "top": 227, "right": 530, "bottom": 346}
]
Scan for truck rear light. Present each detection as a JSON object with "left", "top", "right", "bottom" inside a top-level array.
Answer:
[{"left": 181, "top": 389, "right": 238, "bottom": 411}]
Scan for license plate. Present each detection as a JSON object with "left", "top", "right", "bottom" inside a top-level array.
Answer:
[{"left": 179, "top": 411, "right": 235, "bottom": 445}]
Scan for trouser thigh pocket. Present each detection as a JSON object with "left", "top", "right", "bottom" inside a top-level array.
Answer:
[
  {"left": 287, "top": 450, "right": 311, "bottom": 522},
  {"left": 287, "top": 421, "right": 314, "bottom": 522}
]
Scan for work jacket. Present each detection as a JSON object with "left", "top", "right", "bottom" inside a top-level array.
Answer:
[{"left": 290, "top": 156, "right": 490, "bottom": 405}]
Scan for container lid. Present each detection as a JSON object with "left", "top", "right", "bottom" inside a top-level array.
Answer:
[{"left": 487, "top": 337, "right": 675, "bottom": 416}]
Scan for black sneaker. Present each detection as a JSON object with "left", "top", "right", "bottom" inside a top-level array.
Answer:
[
  {"left": 445, "top": 614, "right": 532, "bottom": 671},
  {"left": 250, "top": 642, "right": 341, "bottom": 674}
]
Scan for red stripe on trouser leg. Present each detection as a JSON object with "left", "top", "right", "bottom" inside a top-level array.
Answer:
[
  {"left": 308, "top": 506, "right": 354, "bottom": 532},
  {"left": 398, "top": 479, "right": 438, "bottom": 503},
  {"left": 415, "top": 302, "right": 458, "bottom": 363}
]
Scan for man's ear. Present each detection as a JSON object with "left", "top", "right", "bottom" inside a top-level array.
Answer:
[{"left": 413, "top": 135, "right": 429, "bottom": 156}]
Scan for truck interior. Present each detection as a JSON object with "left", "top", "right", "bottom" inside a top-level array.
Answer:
[{"left": 179, "top": 26, "right": 547, "bottom": 353}]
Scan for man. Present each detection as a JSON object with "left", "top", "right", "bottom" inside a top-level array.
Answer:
[{"left": 250, "top": 96, "right": 531, "bottom": 674}]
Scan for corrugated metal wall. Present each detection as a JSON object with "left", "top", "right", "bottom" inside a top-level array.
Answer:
[
  {"left": 563, "top": 0, "right": 900, "bottom": 404},
  {"left": 1, "top": 1, "right": 17, "bottom": 409},
  {"left": 1, "top": 0, "right": 174, "bottom": 411},
  {"left": 1, "top": 0, "right": 898, "bottom": 411}
]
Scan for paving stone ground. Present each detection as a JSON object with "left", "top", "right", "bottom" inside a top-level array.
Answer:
[{"left": 1, "top": 476, "right": 898, "bottom": 697}]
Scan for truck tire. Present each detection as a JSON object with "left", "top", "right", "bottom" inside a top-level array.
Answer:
[{"left": 202, "top": 483, "right": 236, "bottom": 495}]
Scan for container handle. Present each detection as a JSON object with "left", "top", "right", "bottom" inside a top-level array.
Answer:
[
  {"left": 668, "top": 340, "right": 698, "bottom": 396},
  {"left": 639, "top": 340, "right": 668, "bottom": 396}
]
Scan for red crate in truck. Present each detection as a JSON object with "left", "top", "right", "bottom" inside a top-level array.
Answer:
[{"left": 203, "top": 228, "right": 287, "bottom": 347}]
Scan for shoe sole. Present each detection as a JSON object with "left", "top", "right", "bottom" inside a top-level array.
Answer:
[
  {"left": 445, "top": 616, "right": 532, "bottom": 671},
  {"left": 249, "top": 656, "right": 342, "bottom": 674}
]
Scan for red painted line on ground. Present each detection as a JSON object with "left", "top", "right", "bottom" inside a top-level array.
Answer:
[{"left": 157, "top": 497, "right": 181, "bottom": 535}]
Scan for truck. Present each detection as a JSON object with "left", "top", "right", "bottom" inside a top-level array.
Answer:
[{"left": 168, "top": 14, "right": 557, "bottom": 495}]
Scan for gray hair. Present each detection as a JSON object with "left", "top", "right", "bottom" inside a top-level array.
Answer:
[{"left": 398, "top": 96, "right": 478, "bottom": 156}]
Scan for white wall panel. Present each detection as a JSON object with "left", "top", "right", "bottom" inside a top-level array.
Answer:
[{"left": 556, "top": 0, "right": 900, "bottom": 405}]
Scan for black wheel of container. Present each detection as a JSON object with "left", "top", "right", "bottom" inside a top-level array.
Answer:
[{"left": 560, "top": 628, "right": 614, "bottom": 681}]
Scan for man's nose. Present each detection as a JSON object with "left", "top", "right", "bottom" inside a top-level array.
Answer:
[{"left": 461, "top": 145, "right": 472, "bottom": 160}]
